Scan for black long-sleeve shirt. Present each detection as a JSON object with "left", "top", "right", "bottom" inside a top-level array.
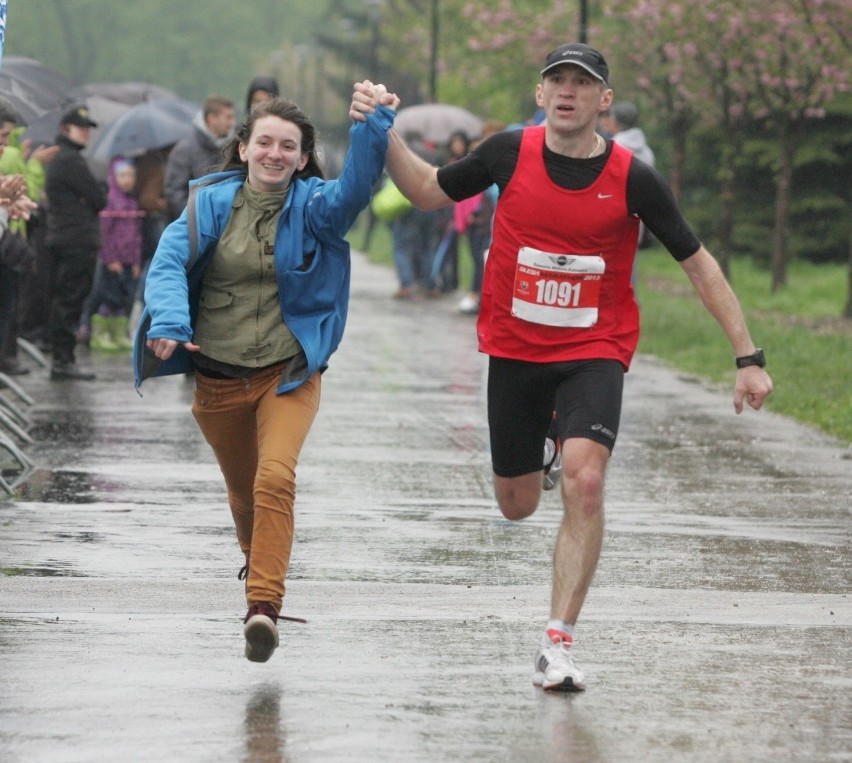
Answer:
[{"left": 437, "top": 129, "right": 701, "bottom": 262}]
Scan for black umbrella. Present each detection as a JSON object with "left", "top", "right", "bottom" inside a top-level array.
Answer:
[
  {"left": 0, "top": 56, "right": 78, "bottom": 123},
  {"left": 23, "top": 81, "right": 181, "bottom": 146},
  {"left": 88, "top": 97, "right": 199, "bottom": 162}
]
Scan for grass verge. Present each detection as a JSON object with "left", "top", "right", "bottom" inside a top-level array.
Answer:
[{"left": 636, "top": 248, "right": 851, "bottom": 444}]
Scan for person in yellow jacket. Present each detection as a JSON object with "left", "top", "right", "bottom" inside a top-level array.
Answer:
[{"left": 0, "top": 108, "right": 58, "bottom": 374}]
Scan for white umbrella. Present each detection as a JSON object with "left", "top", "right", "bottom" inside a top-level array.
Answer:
[{"left": 393, "top": 103, "right": 483, "bottom": 146}]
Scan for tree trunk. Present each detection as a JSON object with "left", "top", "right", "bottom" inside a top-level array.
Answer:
[
  {"left": 715, "top": 142, "right": 737, "bottom": 279},
  {"left": 670, "top": 126, "right": 687, "bottom": 205},
  {"left": 845, "top": 220, "right": 852, "bottom": 319},
  {"left": 771, "top": 126, "right": 794, "bottom": 292}
]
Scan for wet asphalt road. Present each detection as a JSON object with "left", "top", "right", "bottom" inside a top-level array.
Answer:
[{"left": 1, "top": 252, "right": 850, "bottom": 763}]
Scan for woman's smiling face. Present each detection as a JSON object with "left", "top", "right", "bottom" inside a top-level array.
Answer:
[{"left": 238, "top": 115, "right": 308, "bottom": 192}]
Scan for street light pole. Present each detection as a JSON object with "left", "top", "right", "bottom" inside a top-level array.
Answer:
[
  {"left": 366, "top": 0, "right": 384, "bottom": 81},
  {"left": 429, "top": 0, "right": 439, "bottom": 102},
  {"left": 579, "top": 0, "right": 588, "bottom": 43}
]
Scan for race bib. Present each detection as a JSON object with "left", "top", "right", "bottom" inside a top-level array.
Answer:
[{"left": 511, "top": 247, "right": 605, "bottom": 327}]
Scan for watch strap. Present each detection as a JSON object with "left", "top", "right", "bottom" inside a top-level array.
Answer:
[{"left": 735, "top": 348, "right": 765, "bottom": 369}]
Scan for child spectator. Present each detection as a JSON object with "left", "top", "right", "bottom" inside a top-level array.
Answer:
[{"left": 90, "top": 158, "right": 143, "bottom": 351}]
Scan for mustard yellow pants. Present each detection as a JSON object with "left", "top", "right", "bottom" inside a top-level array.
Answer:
[{"left": 192, "top": 364, "right": 321, "bottom": 613}]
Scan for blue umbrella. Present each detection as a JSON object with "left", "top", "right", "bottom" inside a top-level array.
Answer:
[{"left": 88, "top": 97, "right": 199, "bottom": 162}]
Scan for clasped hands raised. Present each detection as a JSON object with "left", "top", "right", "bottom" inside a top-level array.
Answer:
[{"left": 350, "top": 80, "right": 400, "bottom": 122}]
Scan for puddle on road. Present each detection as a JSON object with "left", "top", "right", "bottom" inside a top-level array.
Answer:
[
  {"left": 52, "top": 530, "right": 103, "bottom": 543},
  {"left": 1, "top": 560, "right": 84, "bottom": 577},
  {"left": 14, "top": 469, "right": 97, "bottom": 504},
  {"left": 30, "top": 416, "right": 95, "bottom": 447}
]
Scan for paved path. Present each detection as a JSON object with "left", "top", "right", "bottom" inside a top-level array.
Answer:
[{"left": 1, "top": 252, "right": 850, "bottom": 762}]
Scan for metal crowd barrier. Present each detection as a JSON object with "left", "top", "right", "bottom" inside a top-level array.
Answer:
[{"left": 0, "top": 338, "right": 48, "bottom": 496}]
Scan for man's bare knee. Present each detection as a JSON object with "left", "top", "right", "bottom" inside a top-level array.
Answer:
[
  {"left": 498, "top": 497, "right": 538, "bottom": 521},
  {"left": 561, "top": 456, "right": 608, "bottom": 519},
  {"left": 494, "top": 473, "right": 541, "bottom": 521}
]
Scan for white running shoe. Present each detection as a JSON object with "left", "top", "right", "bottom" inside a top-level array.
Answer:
[
  {"left": 244, "top": 602, "right": 279, "bottom": 663},
  {"left": 458, "top": 292, "right": 480, "bottom": 314},
  {"left": 542, "top": 437, "right": 563, "bottom": 491},
  {"left": 532, "top": 629, "right": 586, "bottom": 691}
]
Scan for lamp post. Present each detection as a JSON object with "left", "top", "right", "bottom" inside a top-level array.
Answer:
[
  {"left": 579, "top": 0, "right": 588, "bottom": 43},
  {"left": 365, "top": 0, "right": 385, "bottom": 81},
  {"left": 429, "top": 0, "right": 439, "bottom": 102},
  {"left": 294, "top": 44, "right": 310, "bottom": 112},
  {"left": 312, "top": 41, "right": 324, "bottom": 128}
]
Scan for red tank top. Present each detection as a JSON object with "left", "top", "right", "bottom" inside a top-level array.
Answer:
[{"left": 477, "top": 126, "right": 641, "bottom": 368}]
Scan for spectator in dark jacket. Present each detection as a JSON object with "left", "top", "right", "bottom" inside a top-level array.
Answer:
[
  {"left": 244, "top": 75, "right": 279, "bottom": 116},
  {"left": 163, "top": 95, "right": 236, "bottom": 221},
  {"left": 44, "top": 105, "right": 107, "bottom": 380}
]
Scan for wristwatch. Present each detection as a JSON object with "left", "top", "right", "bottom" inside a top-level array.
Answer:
[{"left": 735, "top": 348, "right": 766, "bottom": 369}]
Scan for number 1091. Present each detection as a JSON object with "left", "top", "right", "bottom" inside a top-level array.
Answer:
[{"left": 535, "top": 279, "right": 583, "bottom": 307}]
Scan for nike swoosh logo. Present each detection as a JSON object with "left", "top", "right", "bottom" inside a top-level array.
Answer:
[{"left": 597, "top": 193, "right": 613, "bottom": 199}]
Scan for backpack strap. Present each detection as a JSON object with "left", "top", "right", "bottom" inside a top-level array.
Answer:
[{"left": 185, "top": 183, "right": 200, "bottom": 273}]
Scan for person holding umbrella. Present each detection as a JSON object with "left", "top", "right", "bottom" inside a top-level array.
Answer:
[
  {"left": 351, "top": 44, "right": 772, "bottom": 691},
  {"left": 135, "top": 83, "right": 399, "bottom": 663}
]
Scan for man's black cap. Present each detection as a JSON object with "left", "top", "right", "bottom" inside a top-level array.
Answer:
[
  {"left": 60, "top": 105, "right": 98, "bottom": 128},
  {"left": 541, "top": 43, "right": 609, "bottom": 85}
]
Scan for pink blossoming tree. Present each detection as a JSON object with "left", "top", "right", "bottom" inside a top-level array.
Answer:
[{"left": 602, "top": 0, "right": 849, "bottom": 287}]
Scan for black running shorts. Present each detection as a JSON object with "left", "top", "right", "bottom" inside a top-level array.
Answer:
[{"left": 487, "top": 357, "right": 625, "bottom": 478}]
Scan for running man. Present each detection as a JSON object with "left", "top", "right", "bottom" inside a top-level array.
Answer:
[{"left": 351, "top": 45, "right": 772, "bottom": 690}]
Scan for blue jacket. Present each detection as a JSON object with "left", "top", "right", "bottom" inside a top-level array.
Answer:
[{"left": 133, "top": 106, "right": 395, "bottom": 393}]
